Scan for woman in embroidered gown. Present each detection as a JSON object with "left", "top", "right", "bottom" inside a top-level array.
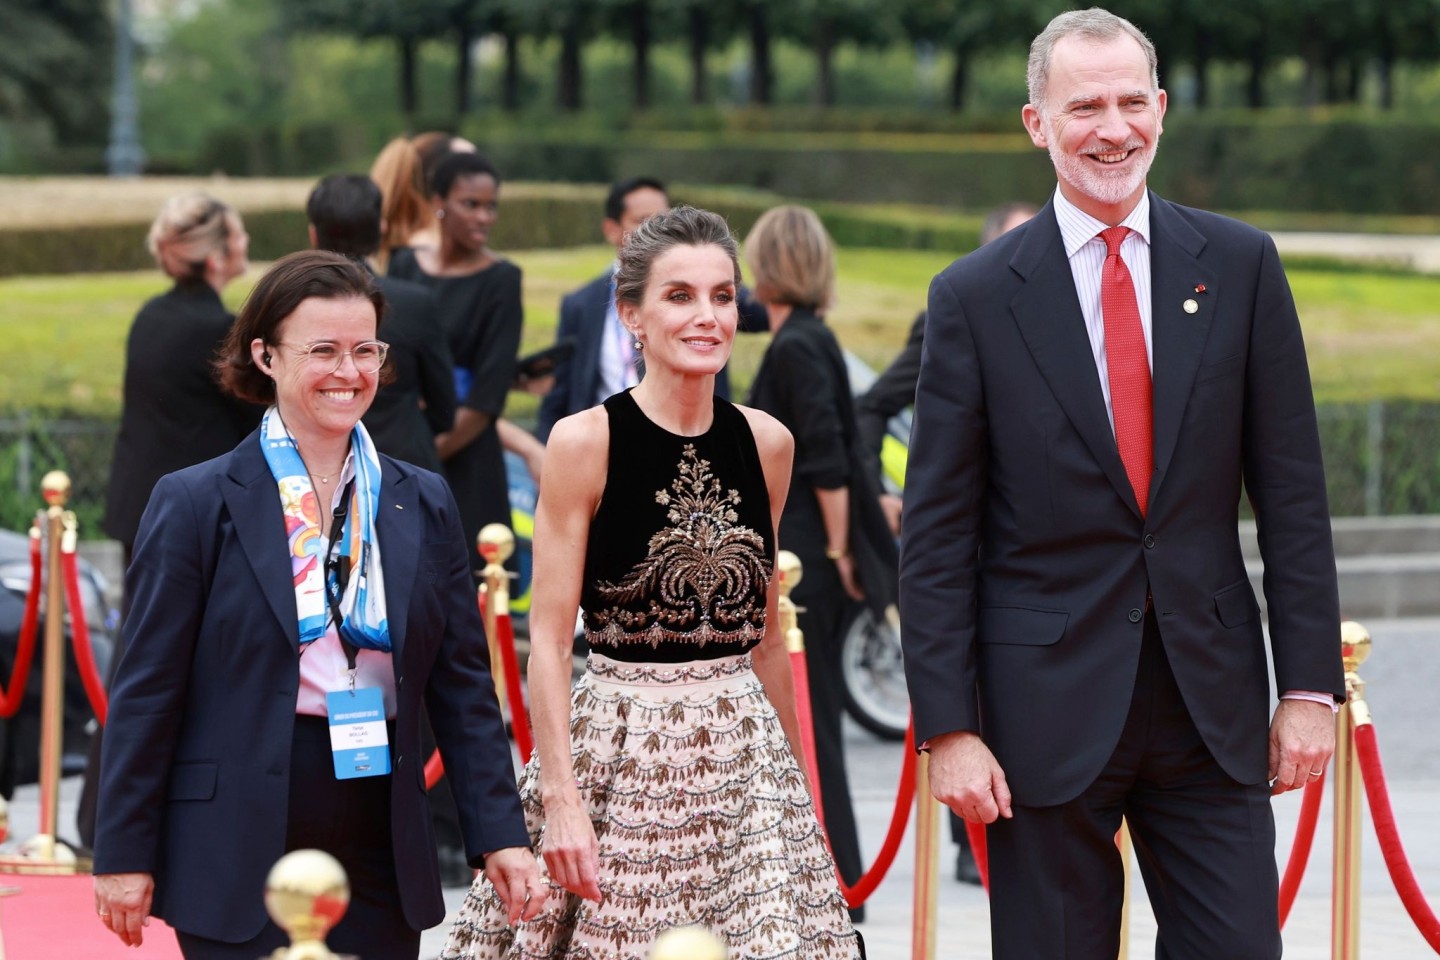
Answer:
[{"left": 444, "top": 208, "right": 862, "bottom": 960}]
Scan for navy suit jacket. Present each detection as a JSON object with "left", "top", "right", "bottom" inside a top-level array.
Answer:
[
  {"left": 537, "top": 271, "right": 768, "bottom": 441},
  {"left": 900, "top": 193, "right": 1344, "bottom": 807},
  {"left": 93, "top": 433, "right": 528, "bottom": 941}
]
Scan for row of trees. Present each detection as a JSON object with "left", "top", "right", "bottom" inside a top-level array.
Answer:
[{"left": 284, "top": 0, "right": 1440, "bottom": 117}]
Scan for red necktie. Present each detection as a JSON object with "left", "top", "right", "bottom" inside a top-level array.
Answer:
[{"left": 1099, "top": 226, "right": 1153, "bottom": 516}]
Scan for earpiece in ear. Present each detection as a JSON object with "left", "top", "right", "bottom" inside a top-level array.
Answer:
[{"left": 262, "top": 352, "right": 272, "bottom": 366}]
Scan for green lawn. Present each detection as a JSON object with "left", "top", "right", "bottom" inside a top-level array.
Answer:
[{"left": 2, "top": 247, "right": 1438, "bottom": 420}]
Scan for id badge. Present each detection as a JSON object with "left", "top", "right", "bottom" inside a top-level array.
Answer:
[{"left": 326, "top": 686, "right": 391, "bottom": 779}]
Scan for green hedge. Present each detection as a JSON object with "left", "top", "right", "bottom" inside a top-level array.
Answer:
[{"left": 0, "top": 188, "right": 983, "bottom": 277}]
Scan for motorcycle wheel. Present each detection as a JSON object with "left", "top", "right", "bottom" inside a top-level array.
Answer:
[{"left": 839, "top": 603, "right": 909, "bottom": 741}]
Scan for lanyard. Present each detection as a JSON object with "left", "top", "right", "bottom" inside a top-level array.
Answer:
[{"left": 324, "top": 480, "right": 361, "bottom": 673}]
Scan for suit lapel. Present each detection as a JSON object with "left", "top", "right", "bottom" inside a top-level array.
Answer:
[
  {"left": 574, "top": 272, "right": 613, "bottom": 408},
  {"left": 1147, "top": 195, "right": 1217, "bottom": 508},
  {"left": 1008, "top": 205, "right": 1139, "bottom": 516},
  {"left": 221, "top": 435, "right": 301, "bottom": 649},
  {"left": 376, "top": 459, "right": 418, "bottom": 663}
]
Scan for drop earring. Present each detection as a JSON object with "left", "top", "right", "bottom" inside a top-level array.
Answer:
[{"left": 633, "top": 338, "right": 644, "bottom": 351}]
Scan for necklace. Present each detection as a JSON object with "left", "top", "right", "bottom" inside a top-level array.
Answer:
[{"left": 308, "top": 469, "right": 337, "bottom": 485}]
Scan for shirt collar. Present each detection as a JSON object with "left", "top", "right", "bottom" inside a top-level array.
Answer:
[{"left": 1053, "top": 186, "right": 1151, "bottom": 259}]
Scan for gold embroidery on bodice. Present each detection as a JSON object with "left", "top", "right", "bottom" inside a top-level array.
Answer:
[{"left": 588, "top": 444, "right": 769, "bottom": 648}]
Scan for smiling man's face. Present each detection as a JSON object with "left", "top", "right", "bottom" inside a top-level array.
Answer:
[{"left": 1023, "top": 33, "right": 1166, "bottom": 224}]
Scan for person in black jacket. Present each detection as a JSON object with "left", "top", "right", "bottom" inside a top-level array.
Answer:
[
  {"left": 306, "top": 174, "right": 456, "bottom": 475},
  {"left": 852, "top": 200, "right": 1036, "bottom": 884}
]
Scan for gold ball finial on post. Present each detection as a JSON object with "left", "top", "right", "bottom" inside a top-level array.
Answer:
[
  {"left": 40, "top": 471, "right": 71, "bottom": 509},
  {"left": 650, "top": 925, "right": 728, "bottom": 960},
  {"left": 264, "top": 849, "right": 350, "bottom": 960},
  {"left": 1339, "top": 620, "right": 1371, "bottom": 674},
  {"left": 477, "top": 523, "right": 516, "bottom": 566},
  {"left": 777, "top": 550, "right": 805, "bottom": 655},
  {"left": 777, "top": 549, "right": 803, "bottom": 597}
]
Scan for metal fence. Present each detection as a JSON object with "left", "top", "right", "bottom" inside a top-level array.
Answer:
[{"left": 0, "top": 404, "right": 1437, "bottom": 537}]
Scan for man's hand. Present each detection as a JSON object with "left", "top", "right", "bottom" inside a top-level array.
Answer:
[
  {"left": 879, "top": 493, "right": 904, "bottom": 536},
  {"left": 94, "top": 872, "right": 154, "bottom": 947},
  {"left": 483, "top": 846, "right": 547, "bottom": 924},
  {"left": 1268, "top": 699, "right": 1335, "bottom": 795},
  {"left": 928, "top": 730, "right": 1013, "bottom": 823}
]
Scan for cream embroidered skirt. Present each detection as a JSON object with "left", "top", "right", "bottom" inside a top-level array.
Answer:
[{"left": 442, "top": 652, "right": 862, "bottom": 960}]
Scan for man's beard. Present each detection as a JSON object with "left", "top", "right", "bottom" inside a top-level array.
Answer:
[{"left": 1046, "top": 124, "right": 1155, "bottom": 208}]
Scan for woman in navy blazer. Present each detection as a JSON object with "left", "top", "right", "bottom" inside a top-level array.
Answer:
[{"left": 92, "top": 251, "right": 542, "bottom": 959}]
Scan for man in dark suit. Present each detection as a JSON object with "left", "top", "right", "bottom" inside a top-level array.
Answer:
[
  {"left": 307, "top": 174, "right": 456, "bottom": 474},
  {"left": 900, "top": 10, "right": 1344, "bottom": 959},
  {"left": 537, "top": 177, "right": 765, "bottom": 440}
]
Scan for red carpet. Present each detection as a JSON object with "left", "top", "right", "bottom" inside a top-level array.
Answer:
[{"left": 0, "top": 873, "right": 181, "bottom": 959}]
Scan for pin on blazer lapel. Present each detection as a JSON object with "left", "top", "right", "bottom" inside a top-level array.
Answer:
[
  {"left": 1008, "top": 208, "right": 1142, "bottom": 519},
  {"left": 376, "top": 460, "right": 418, "bottom": 663},
  {"left": 1147, "top": 197, "right": 1218, "bottom": 513}
]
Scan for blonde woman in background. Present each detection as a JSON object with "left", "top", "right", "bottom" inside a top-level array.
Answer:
[{"left": 368, "top": 138, "right": 431, "bottom": 270}]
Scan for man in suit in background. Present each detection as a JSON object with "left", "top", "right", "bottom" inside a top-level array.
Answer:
[
  {"left": 537, "top": 177, "right": 765, "bottom": 441},
  {"left": 900, "top": 9, "right": 1343, "bottom": 958},
  {"left": 306, "top": 175, "right": 456, "bottom": 475}
]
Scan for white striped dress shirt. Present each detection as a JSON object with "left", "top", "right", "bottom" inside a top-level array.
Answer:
[{"left": 1052, "top": 187, "right": 1152, "bottom": 437}]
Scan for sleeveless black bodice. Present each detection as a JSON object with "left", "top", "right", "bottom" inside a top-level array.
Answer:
[{"left": 582, "top": 391, "right": 775, "bottom": 662}]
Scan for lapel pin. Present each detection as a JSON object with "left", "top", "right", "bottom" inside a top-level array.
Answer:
[
  {"left": 395, "top": 504, "right": 404, "bottom": 510},
  {"left": 1194, "top": 283, "right": 1207, "bottom": 294},
  {"left": 1183, "top": 299, "right": 1199, "bottom": 314}
]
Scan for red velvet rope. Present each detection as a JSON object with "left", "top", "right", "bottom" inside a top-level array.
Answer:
[
  {"left": 494, "top": 612, "right": 533, "bottom": 763},
  {"left": 424, "top": 592, "right": 534, "bottom": 789},
  {"left": 62, "top": 547, "right": 107, "bottom": 725},
  {"left": 788, "top": 648, "right": 918, "bottom": 908},
  {"left": 1278, "top": 770, "right": 1326, "bottom": 928},
  {"left": 0, "top": 525, "right": 43, "bottom": 719},
  {"left": 1353, "top": 722, "right": 1440, "bottom": 952}
]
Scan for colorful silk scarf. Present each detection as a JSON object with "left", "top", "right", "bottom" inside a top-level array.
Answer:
[{"left": 260, "top": 407, "right": 390, "bottom": 652}]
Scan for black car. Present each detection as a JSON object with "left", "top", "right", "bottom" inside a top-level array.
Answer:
[{"left": 0, "top": 527, "right": 117, "bottom": 795}]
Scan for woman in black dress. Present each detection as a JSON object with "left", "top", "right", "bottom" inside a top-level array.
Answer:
[
  {"left": 744, "top": 205, "right": 872, "bottom": 918},
  {"left": 103, "top": 193, "right": 260, "bottom": 564},
  {"left": 389, "top": 152, "right": 522, "bottom": 557}
]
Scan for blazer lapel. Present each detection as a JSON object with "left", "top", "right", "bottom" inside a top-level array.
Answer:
[
  {"left": 220, "top": 434, "right": 301, "bottom": 649},
  {"left": 1147, "top": 195, "right": 1218, "bottom": 509},
  {"left": 1008, "top": 205, "right": 1139, "bottom": 516},
  {"left": 376, "top": 459, "right": 418, "bottom": 663}
]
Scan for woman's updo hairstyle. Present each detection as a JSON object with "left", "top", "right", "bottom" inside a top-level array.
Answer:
[
  {"left": 147, "top": 193, "right": 238, "bottom": 281},
  {"left": 613, "top": 206, "right": 741, "bottom": 308}
]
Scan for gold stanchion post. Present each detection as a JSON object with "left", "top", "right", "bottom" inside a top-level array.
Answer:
[
  {"left": 1331, "top": 620, "right": 1371, "bottom": 960},
  {"left": 264, "top": 849, "right": 351, "bottom": 960},
  {"left": 477, "top": 524, "right": 515, "bottom": 716},
  {"left": 0, "top": 471, "right": 87, "bottom": 875},
  {"left": 651, "top": 925, "right": 727, "bottom": 960},
  {"left": 777, "top": 551, "right": 803, "bottom": 655},
  {"left": 1117, "top": 819, "right": 1133, "bottom": 960},
  {"left": 912, "top": 752, "right": 941, "bottom": 960}
]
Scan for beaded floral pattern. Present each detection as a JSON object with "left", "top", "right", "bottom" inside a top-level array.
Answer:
[
  {"left": 441, "top": 654, "right": 862, "bottom": 960},
  {"left": 585, "top": 444, "right": 769, "bottom": 650}
]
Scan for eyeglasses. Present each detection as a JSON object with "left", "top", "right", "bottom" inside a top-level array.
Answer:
[{"left": 275, "top": 340, "right": 390, "bottom": 374}]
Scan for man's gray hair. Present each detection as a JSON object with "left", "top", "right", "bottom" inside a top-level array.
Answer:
[{"left": 1026, "top": 8, "right": 1158, "bottom": 110}]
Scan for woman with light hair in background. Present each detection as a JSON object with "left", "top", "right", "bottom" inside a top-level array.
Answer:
[
  {"left": 745, "top": 205, "right": 899, "bottom": 923},
  {"left": 368, "top": 138, "right": 430, "bottom": 270},
  {"left": 79, "top": 192, "right": 262, "bottom": 848}
]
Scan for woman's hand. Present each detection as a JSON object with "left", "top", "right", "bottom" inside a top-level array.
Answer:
[
  {"left": 835, "top": 552, "right": 865, "bottom": 601},
  {"left": 483, "top": 846, "right": 548, "bottom": 924},
  {"left": 540, "top": 802, "right": 602, "bottom": 902},
  {"left": 94, "top": 872, "right": 154, "bottom": 946}
]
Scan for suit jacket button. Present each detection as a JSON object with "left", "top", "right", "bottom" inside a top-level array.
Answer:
[
  {"left": 1128, "top": 608, "right": 1143, "bottom": 623},
  {"left": 1143, "top": 534, "right": 1156, "bottom": 548}
]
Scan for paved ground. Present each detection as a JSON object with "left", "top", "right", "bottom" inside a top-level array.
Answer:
[
  {"left": 1269, "top": 233, "right": 1440, "bottom": 274},
  {"left": 8, "top": 617, "right": 1437, "bottom": 958}
]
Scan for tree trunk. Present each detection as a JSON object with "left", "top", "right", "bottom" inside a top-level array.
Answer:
[
  {"left": 950, "top": 45, "right": 969, "bottom": 112},
  {"left": 632, "top": 1, "right": 650, "bottom": 110},
  {"left": 503, "top": 30, "right": 521, "bottom": 112},
  {"left": 455, "top": 25, "right": 475, "bottom": 117},
  {"left": 1346, "top": 55, "right": 1362, "bottom": 103},
  {"left": 748, "top": 4, "right": 772, "bottom": 105},
  {"left": 399, "top": 35, "right": 419, "bottom": 119},
  {"left": 815, "top": 20, "right": 835, "bottom": 107},
  {"left": 1193, "top": 29, "right": 1211, "bottom": 109},
  {"left": 688, "top": 7, "right": 708, "bottom": 104},
  {"left": 559, "top": 25, "right": 583, "bottom": 111},
  {"left": 1376, "top": 24, "right": 1395, "bottom": 110},
  {"left": 1246, "top": 39, "right": 1265, "bottom": 108}
]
